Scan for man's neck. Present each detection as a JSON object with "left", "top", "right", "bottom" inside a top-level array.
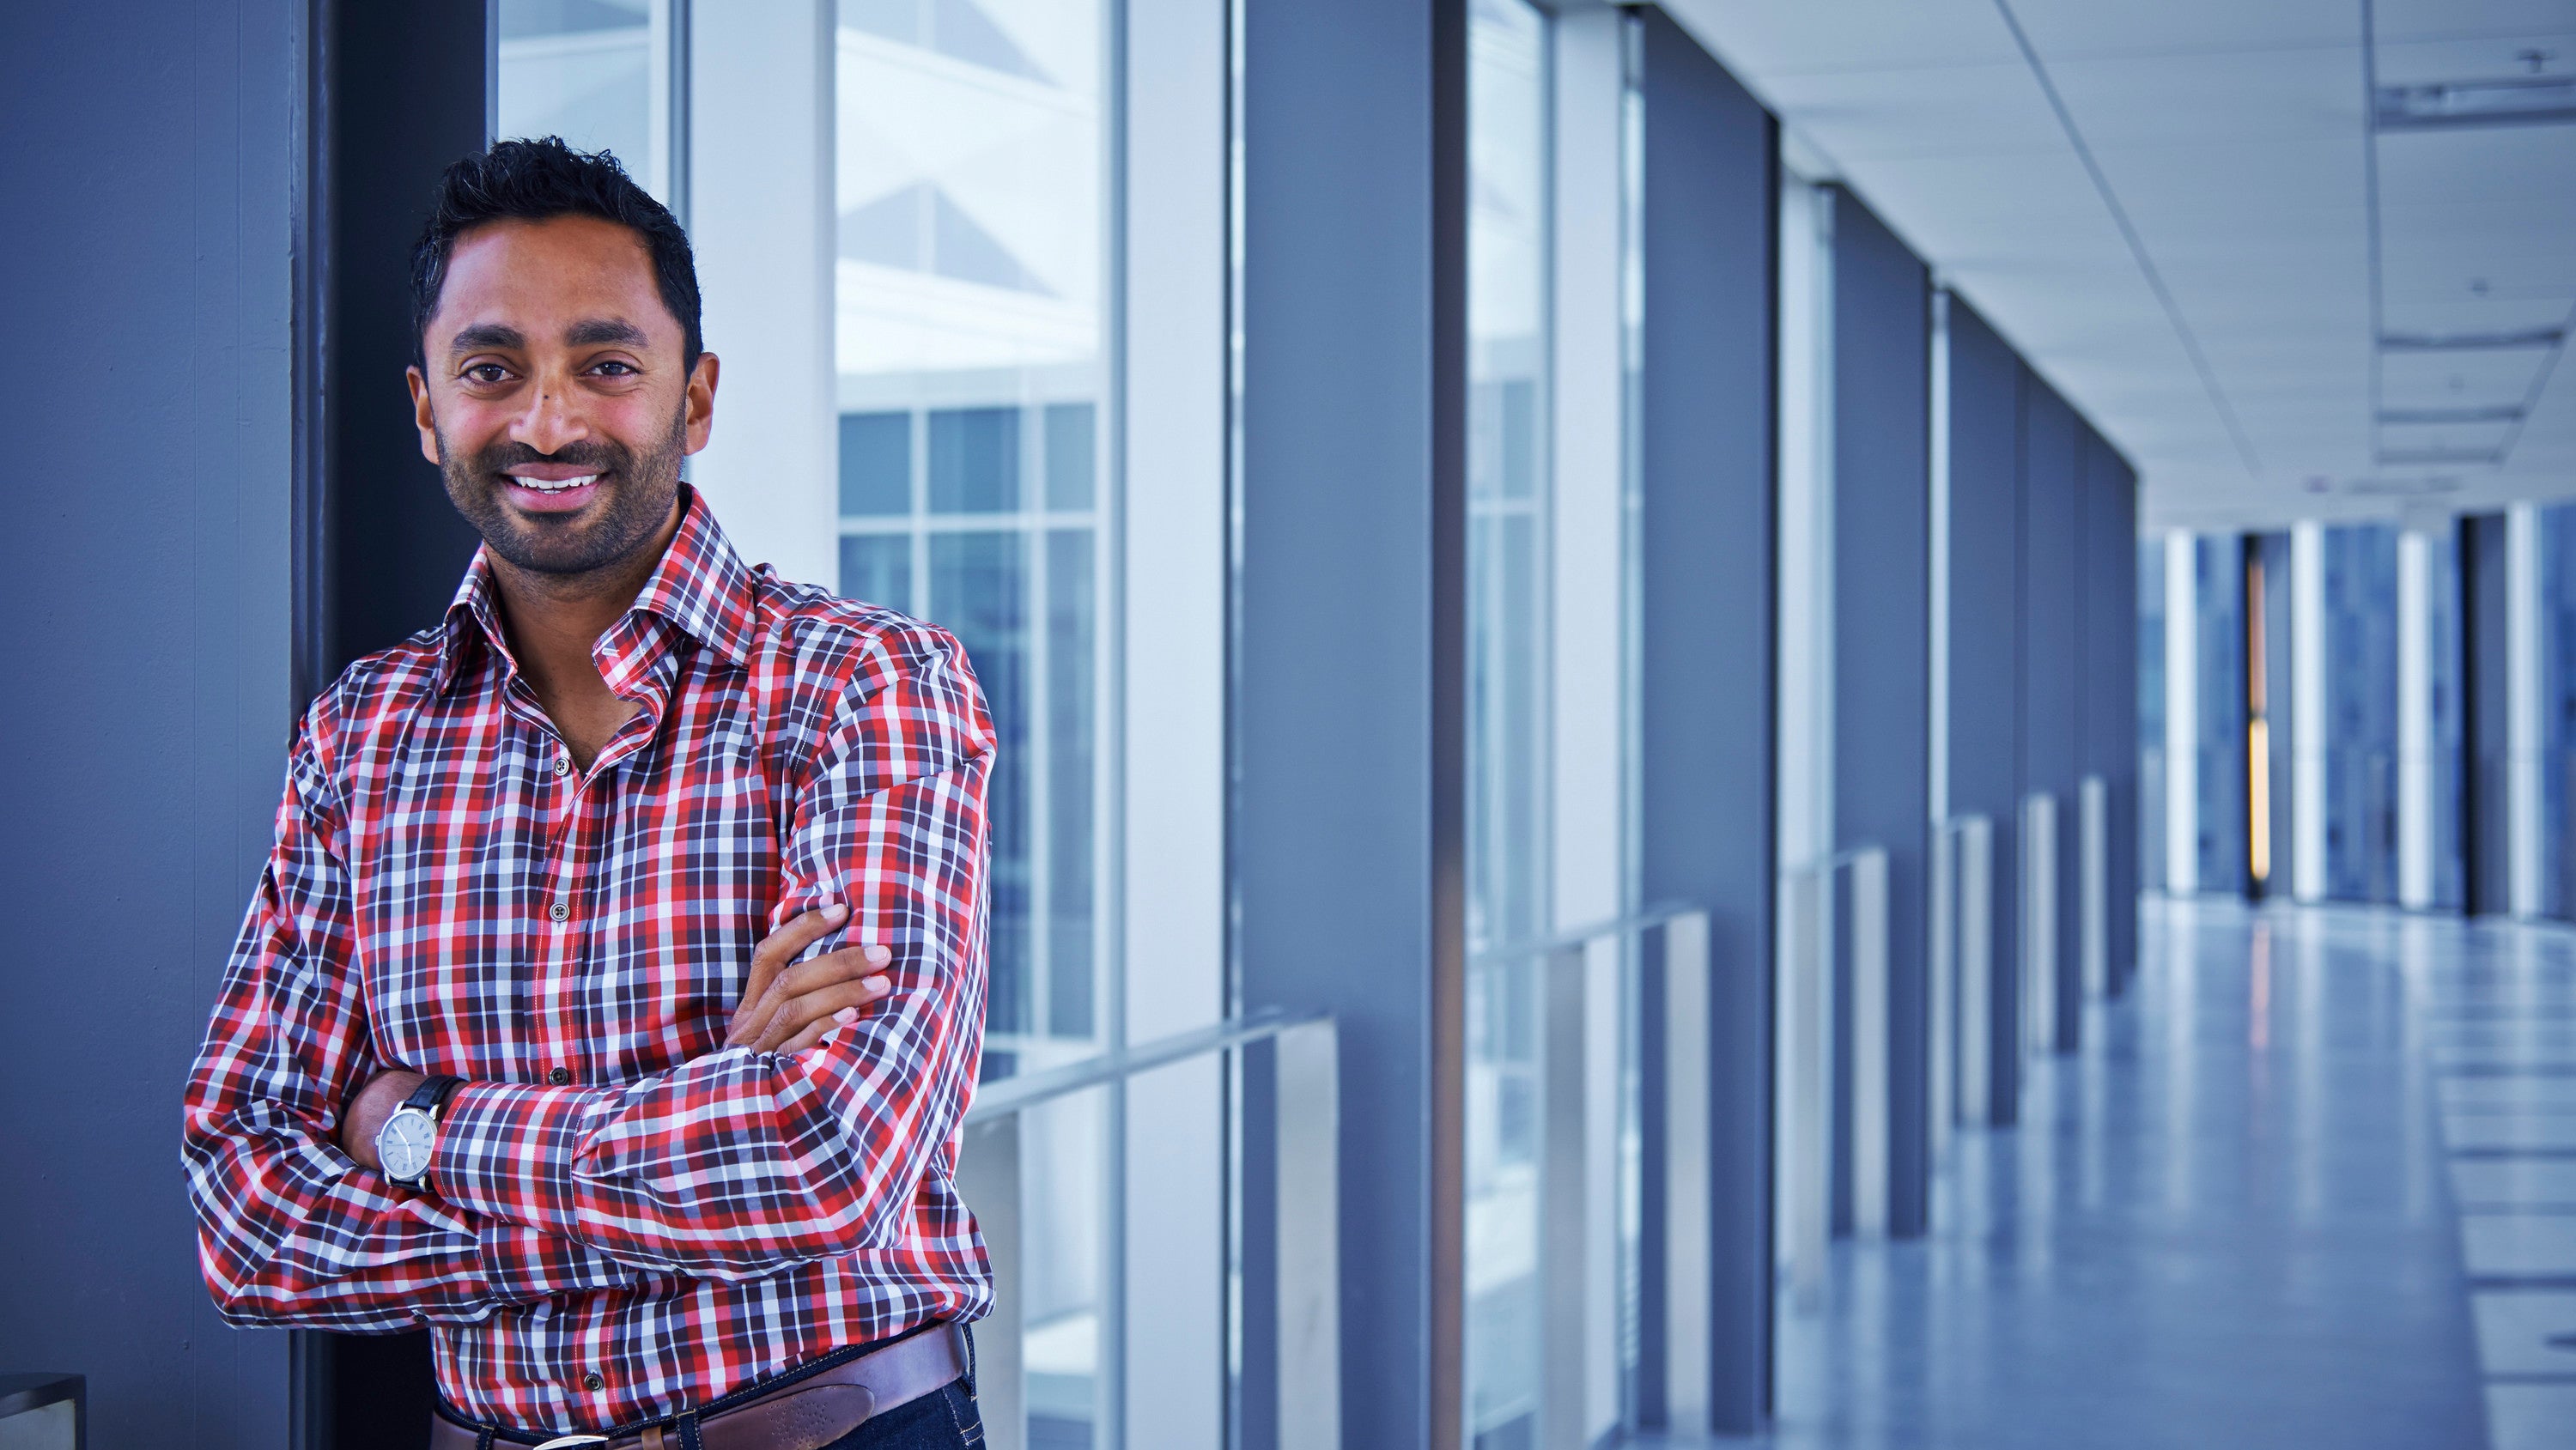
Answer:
[{"left": 485, "top": 497, "right": 683, "bottom": 764}]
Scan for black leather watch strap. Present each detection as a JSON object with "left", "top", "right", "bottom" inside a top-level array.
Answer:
[{"left": 404, "top": 1073, "right": 464, "bottom": 1118}]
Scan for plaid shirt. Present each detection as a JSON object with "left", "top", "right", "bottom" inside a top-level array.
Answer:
[{"left": 182, "top": 490, "right": 993, "bottom": 1434}]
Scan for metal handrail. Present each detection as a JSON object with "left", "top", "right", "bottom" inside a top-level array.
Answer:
[
  {"left": 964, "top": 1006, "right": 1331, "bottom": 1122},
  {"left": 1465, "top": 900, "right": 1704, "bottom": 967}
]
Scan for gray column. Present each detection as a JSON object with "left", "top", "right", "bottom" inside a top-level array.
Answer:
[
  {"left": 1826, "top": 191, "right": 1930, "bottom": 1237},
  {"left": 2085, "top": 433, "right": 2140, "bottom": 995},
  {"left": 1942, "top": 299, "right": 2026, "bottom": 1119},
  {"left": 1635, "top": 9, "right": 1777, "bottom": 1433},
  {"left": 2019, "top": 373, "right": 2081, "bottom": 1052},
  {"left": 1235, "top": 1, "right": 1465, "bottom": 1445},
  {"left": 2464, "top": 513, "right": 2512, "bottom": 915},
  {"left": 0, "top": 3, "right": 299, "bottom": 1448}
]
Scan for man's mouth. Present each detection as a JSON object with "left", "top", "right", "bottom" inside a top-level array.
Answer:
[{"left": 501, "top": 470, "right": 606, "bottom": 513}]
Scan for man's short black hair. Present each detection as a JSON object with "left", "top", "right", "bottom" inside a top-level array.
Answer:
[{"left": 410, "top": 137, "right": 702, "bottom": 370}]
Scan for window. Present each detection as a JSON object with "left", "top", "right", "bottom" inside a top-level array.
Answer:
[
  {"left": 496, "top": 0, "right": 684, "bottom": 209},
  {"left": 1464, "top": 1, "right": 1551, "bottom": 1443},
  {"left": 833, "top": 0, "right": 1110, "bottom": 1075}
]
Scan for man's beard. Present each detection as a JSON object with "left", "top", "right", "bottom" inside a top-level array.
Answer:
[{"left": 437, "top": 404, "right": 688, "bottom": 578}]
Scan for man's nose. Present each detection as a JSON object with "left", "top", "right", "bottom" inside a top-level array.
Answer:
[{"left": 509, "top": 385, "right": 586, "bottom": 455}]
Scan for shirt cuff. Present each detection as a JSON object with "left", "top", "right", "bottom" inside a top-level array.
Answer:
[{"left": 435, "top": 1080, "right": 602, "bottom": 1238}]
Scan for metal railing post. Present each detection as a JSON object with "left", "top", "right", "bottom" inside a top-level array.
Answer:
[
  {"left": 1955, "top": 816, "right": 1994, "bottom": 1127},
  {"left": 1781, "top": 865, "right": 1831, "bottom": 1310},
  {"left": 2022, "top": 792, "right": 2058, "bottom": 1058},
  {"left": 957, "top": 1115, "right": 1024, "bottom": 1450},
  {"left": 1540, "top": 943, "right": 1590, "bottom": 1450},
  {"left": 1848, "top": 848, "right": 1891, "bottom": 1238},
  {"left": 1929, "top": 826, "right": 1955, "bottom": 1164},
  {"left": 2081, "top": 774, "right": 2109, "bottom": 1001},
  {"left": 1272, "top": 1019, "right": 1342, "bottom": 1450},
  {"left": 1662, "top": 911, "right": 1715, "bottom": 1436}
]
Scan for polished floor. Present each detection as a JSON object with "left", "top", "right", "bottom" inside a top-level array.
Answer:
[{"left": 1656, "top": 897, "right": 2576, "bottom": 1449}]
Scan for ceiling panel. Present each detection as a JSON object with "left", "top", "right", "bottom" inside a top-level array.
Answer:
[{"left": 1666, "top": 0, "right": 2576, "bottom": 529}]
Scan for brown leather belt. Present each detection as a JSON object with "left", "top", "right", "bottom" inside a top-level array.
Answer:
[{"left": 428, "top": 1322, "right": 969, "bottom": 1450}]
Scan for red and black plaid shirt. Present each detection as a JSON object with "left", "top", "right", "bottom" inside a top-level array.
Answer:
[{"left": 182, "top": 490, "right": 993, "bottom": 1434}]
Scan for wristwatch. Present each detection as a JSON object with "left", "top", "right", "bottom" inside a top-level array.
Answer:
[{"left": 375, "top": 1074, "right": 463, "bottom": 1190}]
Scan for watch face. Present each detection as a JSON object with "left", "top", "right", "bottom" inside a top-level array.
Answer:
[{"left": 380, "top": 1109, "right": 434, "bottom": 1182}]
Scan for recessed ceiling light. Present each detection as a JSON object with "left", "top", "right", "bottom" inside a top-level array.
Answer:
[
  {"left": 2375, "top": 76, "right": 2576, "bottom": 130},
  {"left": 2375, "top": 447, "right": 2498, "bottom": 467},
  {"left": 2379, "top": 327, "right": 2564, "bottom": 351},
  {"left": 2378, "top": 405, "right": 2524, "bottom": 424}
]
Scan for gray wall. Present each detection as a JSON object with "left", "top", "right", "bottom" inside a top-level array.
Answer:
[
  {"left": 0, "top": 3, "right": 298, "bottom": 1447},
  {"left": 1236, "top": 0, "right": 1463, "bottom": 1443},
  {"left": 1944, "top": 299, "right": 2027, "bottom": 1118},
  {"left": 1636, "top": 9, "right": 1777, "bottom": 1431},
  {"left": 1827, "top": 191, "right": 1930, "bottom": 1236}
]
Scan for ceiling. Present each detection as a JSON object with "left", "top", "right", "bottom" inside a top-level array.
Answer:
[{"left": 1662, "top": 0, "right": 2576, "bottom": 532}]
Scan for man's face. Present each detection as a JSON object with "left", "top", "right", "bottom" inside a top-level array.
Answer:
[{"left": 408, "top": 215, "right": 719, "bottom": 577}]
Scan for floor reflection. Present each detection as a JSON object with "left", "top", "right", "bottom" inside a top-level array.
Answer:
[{"left": 1637, "top": 897, "right": 2576, "bottom": 1449}]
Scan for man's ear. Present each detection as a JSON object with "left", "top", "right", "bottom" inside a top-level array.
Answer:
[
  {"left": 684, "top": 352, "right": 720, "bottom": 455},
  {"left": 406, "top": 367, "right": 440, "bottom": 466}
]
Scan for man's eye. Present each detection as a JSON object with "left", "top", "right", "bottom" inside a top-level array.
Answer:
[
  {"left": 592, "top": 361, "right": 638, "bottom": 377},
  {"left": 464, "top": 364, "right": 511, "bottom": 385}
]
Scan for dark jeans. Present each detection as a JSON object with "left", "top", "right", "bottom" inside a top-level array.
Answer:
[{"left": 821, "top": 1380, "right": 983, "bottom": 1448}]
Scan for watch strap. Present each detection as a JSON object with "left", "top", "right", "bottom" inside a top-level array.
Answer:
[{"left": 402, "top": 1073, "right": 464, "bottom": 1119}]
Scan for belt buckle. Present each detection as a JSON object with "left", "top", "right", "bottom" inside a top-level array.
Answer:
[{"left": 533, "top": 1438, "right": 610, "bottom": 1449}]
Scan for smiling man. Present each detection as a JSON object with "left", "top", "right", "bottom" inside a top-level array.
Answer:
[{"left": 182, "top": 138, "right": 994, "bottom": 1450}]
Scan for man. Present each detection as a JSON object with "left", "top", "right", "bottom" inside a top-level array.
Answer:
[{"left": 182, "top": 137, "right": 993, "bottom": 1450}]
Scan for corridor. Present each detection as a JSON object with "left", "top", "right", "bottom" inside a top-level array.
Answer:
[{"left": 1736, "top": 901, "right": 2576, "bottom": 1449}]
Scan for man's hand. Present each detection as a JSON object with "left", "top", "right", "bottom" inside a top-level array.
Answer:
[
  {"left": 725, "top": 902, "right": 894, "bottom": 1055},
  {"left": 339, "top": 1068, "right": 427, "bottom": 1174}
]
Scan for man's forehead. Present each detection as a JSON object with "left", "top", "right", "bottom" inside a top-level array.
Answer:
[{"left": 432, "top": 215, "right": 676, "bottom": 343}]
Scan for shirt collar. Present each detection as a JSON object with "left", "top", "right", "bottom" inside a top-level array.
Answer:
[{"left": 435, "top": 485, "right": 762, "bottom": 694}]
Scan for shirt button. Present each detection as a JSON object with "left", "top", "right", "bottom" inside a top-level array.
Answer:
[
  {"left": 548, "top": 901, "right": 569, "bottom": 923},
  {"left": 549, "top": 1066, "right": 571, "bottom": 1086},
  {"left": 553, "top": 752, "right": 572, "bottom": 777},
  {"left": 582, "top": 1372, "right": 605, "bottom": 1392}
]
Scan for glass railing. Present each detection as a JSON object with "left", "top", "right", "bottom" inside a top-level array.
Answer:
[
  {"left": 957, "top": 1009, "right": 1339, "bottom": 1450},
  {"left": 1466, "top": 903, "right": 1717, "bottom": 1446}
]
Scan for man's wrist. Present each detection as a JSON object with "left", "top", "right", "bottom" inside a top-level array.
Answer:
[{"left": 343, "top": 1069, "right": 428, "bottom": 1173}]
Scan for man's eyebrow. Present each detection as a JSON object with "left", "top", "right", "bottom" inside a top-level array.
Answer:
[
  {"left": 448, "top": 323, "right": 526, "bottom": 355},
  {"left": 565, "top": 317, "right": 652, "bottom": 349}
]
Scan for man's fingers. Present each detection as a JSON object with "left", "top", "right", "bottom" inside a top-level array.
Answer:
[
  {"left": 746, "top": 975, "right": 890, "bottom": 1053},
  {"left": 728, "top": 902, "right": 850, "bottom": 1045},
  {"left": 769, "top": 943, "right": 894, "bottom": 1004},
  {"left": 778, "top": 1006, "right": 866, "bottom": 1056}
]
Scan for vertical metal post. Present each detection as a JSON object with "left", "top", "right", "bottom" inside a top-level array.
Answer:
[
  {"left": 1957, "top": 816, "right": 1993, "bottom": 1126},
  {"left": 1780, "top": 867, "right": 1831, "bottom": 1311},
  {"left": 1273, "top": 1021, "right": 1344, "bottom": 1450},
  {"left": 958, "top": 1116, "right": 1024, "bottom": 1450},
  {"left": 1662, "top": 912, "right": 1714, "bottom": 1435},
  {"left": 1929, "top": 828, "right": 1955, "bottom": 1167},
  {"left": 2081, "top": 774, "right": 2108, "bottom": 1000},
  {"left": 2022, "top": 792, "right": 2057, "bottom": 1058},
  {"left": 1848, "top": 849, "right": 1890, "bottom": 1237},
  {"left": 1541, "top": 945, "right": 1590, "bottom": 1450}
]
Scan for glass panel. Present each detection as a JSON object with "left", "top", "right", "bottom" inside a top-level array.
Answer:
[
  {"left": 1046, "top": 528, "right": 1097, "bottom": 1040},
  {"left": 2190, "top": 535, "right": 2245, "bottom": 895},
  {"left": 2324, "top": 524, "right": 2400, "bottom": 901},
  {"left": 835, "top": 0, "right": 1110, "bottom": 1083},
  {"left": 495, "top": 0, "right": 677, "bottom": 205},
  {"left": 840, "top": 411, "right": 913, "bottom": 516},
  {"left": 2139, "top": 537, "right": 2167, "bottom": 893},
  {"left": 839, "top": 533, "right": 913, "bottom": 613},
  {"left": 2544, "top": 505, "right": 2576, "bottom": 918},
  {"left": 1465, "top": 1, "right": 1550, "bottom": 1445},
  {"left": 1045, "top": 402, "right": 1097, "bottom": 511},
  {"left": 932, "top": 530, "right": 1030, "bottom": 1037},
  {"left": 929, "top": 406, "right": 1024, "bottom": 514}
]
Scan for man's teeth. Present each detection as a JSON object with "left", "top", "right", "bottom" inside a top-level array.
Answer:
[{"left": 509, "top": 474, "right": 599, "bottom": 493}]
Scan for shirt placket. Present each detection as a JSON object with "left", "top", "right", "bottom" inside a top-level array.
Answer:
[{"left": 532, "top": 737, "right": 600, "bottom": 1091}]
